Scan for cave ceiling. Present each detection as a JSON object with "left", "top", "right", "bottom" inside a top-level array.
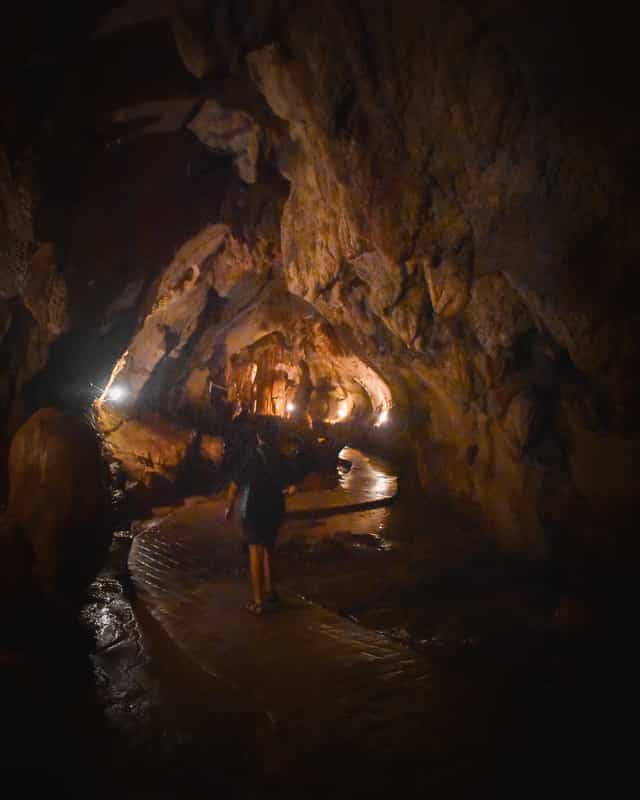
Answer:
[{"left": 1, "top": 0, "right": 639, "bottom": 549}]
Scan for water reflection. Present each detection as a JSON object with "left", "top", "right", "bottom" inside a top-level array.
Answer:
[{"left": 338, "top": 447, "right": 398, "bottom": 503}]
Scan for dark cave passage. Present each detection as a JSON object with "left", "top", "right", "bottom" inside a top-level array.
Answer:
[{"left": 2, "top": 1, "right": 639, "bottom": 796}]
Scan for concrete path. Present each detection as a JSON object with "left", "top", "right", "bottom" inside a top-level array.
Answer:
[
  {"left": 127, "top": 452, "right": 468, "bottom": 791},
  {"left": 129, "top": 513, "right": 439, "bottom": 783}
]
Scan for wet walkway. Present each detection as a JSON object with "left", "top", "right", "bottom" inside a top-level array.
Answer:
[
  {"left": 286, "top": 446, "right": 397, "bottom": 515},
  {"left": 127, "top": 451, "right": 472, "bottom": 792},
  {"left": 5, "top": 451, "right": 635, "bottom": 797},
  {"left": 128, "top": 447, "right": 635, "bottom": 797}
]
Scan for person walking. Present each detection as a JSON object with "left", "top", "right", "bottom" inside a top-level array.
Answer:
[{"left": 225, "top": 420, "right": 296, "bottom": 615}]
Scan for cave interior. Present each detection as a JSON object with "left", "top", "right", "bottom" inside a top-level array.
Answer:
[{"left": 1, "top": 1, "right": 639, "bottom": 797}]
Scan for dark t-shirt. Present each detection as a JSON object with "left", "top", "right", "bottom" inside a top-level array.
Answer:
[{"left": 235, "top": 444, "right": 286, "bottom": 525}]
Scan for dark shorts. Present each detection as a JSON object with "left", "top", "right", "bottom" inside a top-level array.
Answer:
[{"left": 242, "top": 516, "right": 281, "bottom": 548}]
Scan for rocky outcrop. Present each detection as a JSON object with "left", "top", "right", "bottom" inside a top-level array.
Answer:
[
  {"left": 0, "top": 513, "right": 33, "bottom": 621},
  {"left": 96, "top": 406, "right": 195, "bottom": 485},
  {"left": 183, "top": 0, "right": 639, "bottom": 555},
  {"left": 188, "top": 100, "right": 262, "bottom": 184},
  {"left": 0, "top": 149, "right": 69, "bottom": 455},
  {"left": 95, "top": 264, "right": 392, "bottom": 456},
  {"left": 5, "top": 409, "right": 111, "bottom": 601},
  {"left": 2, "top": 1, "right": 639, "bottom": 561}
]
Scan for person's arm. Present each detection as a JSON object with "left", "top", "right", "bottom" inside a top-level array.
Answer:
[
  {"left": 225, "top": 481, "right": 239, "bottom": 520},
  {"left": 279, "top": 455, "right": 298, "bottom": 497}
]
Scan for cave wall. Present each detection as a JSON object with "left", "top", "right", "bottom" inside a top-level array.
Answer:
[
  {"left": 2, "top": 1, "right": 639, "bottom": 558},
  {"left": 169, "top": 0, "right": 640, "bottom": 554}
]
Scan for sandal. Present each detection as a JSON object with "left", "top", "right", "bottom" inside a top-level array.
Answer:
[{"left": 246, "top": 601, "right": 264, "bottom": 616}]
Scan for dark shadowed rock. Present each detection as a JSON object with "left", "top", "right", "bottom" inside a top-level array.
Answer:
[
  {"left": 0, "top": 513, "right": 33, "bottom": 622},
  {"left": 7, "top": 408, "right": 111, "bottom": 602}
]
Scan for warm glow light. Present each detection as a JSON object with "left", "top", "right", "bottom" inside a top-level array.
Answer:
[
  {"left": 286, "top": 402, "right": 296, "bottom": 412},
  {"left": 325, "top": 398, "right": 350, "bottom": 424},
  {"left": 374, "top": 408, "right": 389, "bottom": 427},
  {"left": 107, "top": 385, "right": 127, "bottom": 403}
]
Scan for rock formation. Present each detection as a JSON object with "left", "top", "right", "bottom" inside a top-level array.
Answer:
[
  {"left": 4, "top": 408, "right": 111, "bottom": 604},
  {"left": 1, "top": 0, "right": 638, "bottom": 561}
]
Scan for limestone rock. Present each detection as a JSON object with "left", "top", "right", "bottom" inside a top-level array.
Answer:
[
  {"left": 188, "top": 100, "right": 262, "bottom": 184},
  {"left": 214, "top": 234, "right": 269, "bottom": 297},
  {"left": 7, "top": 409, "right": 111, "bottom": 599},
  {"left": 111, "top": 99, "right": 200, "bottom": 140},
  {"left": 98, "top": 407, "right": 194, "bottom": 485},
  {"left": 425, "top": 257, "right": 470, "bottom": 319},
  {"left": 172, "top": 16, "right": 213, "bottom": 79},
  {"left": 282, "top": 174, "right": 346, "bottom": 301},
  {"left": 503, "top": 390, "right": 538, "bottom": 458},
  {"left": 247, "top": 44, "right": 309, "bottom": 136},
  {"left": 99, "top": 225, "right": 227, "bottom": 404},
  {"left": 182, "top": 367, "right": 211, "bottom": 415},
  {"left": 388, "top": 287, "right": 429, "bottom": 349},
  {"left": 351, "top": 252, "right": 402, "bottom": 313},
  {"left": 465, "top": 273, "right": 532, "bottom": 359},
  {"left": 21, "top": 243, "right": 68, "bottom": 337},
  {"left": 3, "top": 0, "right": 640, "bottom": 557}
]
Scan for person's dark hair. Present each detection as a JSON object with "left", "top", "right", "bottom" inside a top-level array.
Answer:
[{"left": 257, "top": 417, "right": 279, "bottom": 446}]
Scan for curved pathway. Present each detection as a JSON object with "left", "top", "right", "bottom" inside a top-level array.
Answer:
[
  {"left": 128, "top": 451, "right": 477, "bottom": 792},
  {"left": 285, "top": 445, "right": 398, "bottom": 515}
]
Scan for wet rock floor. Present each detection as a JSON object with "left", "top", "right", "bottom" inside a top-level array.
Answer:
[{"left": 3, "top": 450, "right": 637, "bottom": 798}]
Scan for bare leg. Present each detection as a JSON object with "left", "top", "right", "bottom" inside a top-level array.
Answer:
[
  {"left": 263, "top": 547, "right": 273, "bottom": 597},
  {"left": 248, "top": 544, "right": 264, "bottom": 607}
]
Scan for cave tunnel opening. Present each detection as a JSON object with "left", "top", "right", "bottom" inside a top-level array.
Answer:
[{"left": 2, "top": 1, "right": 639, "bottom": 797}]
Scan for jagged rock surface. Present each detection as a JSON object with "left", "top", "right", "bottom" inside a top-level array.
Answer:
[{"left": 1, "top": 0, "right": 639, "bottom": 559}]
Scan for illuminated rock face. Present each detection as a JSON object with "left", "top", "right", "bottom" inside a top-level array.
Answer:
[
  {"left": 1, "top": 1, "right": 639, "bottom": 557},
  {"left": 96, "top": 406, "right": 195, "bottom": 486},
  {"left": 96, "top": 272, "right": 392, "bottom": 442},
  {"left": 188, "top": 100, "right": 262, "bottom": 184}
]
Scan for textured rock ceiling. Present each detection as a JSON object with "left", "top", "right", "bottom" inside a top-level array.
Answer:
[{"left": 1, "top": 0, "right": 639, "bottom": 556}]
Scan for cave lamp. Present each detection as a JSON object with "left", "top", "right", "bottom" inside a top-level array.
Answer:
[
  {"left": 375, "top": 409, "right": 389, "bottom": 427},
  {"left": 106, "top": 385, "right": 128, "bottom": 404}
]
